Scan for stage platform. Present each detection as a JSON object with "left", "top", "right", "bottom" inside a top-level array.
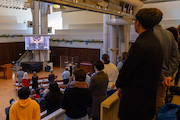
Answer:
[{"left": 21, "top": 62, "right": 43, "bottom": 73}]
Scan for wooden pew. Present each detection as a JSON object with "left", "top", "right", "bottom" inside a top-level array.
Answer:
[
  {"left": 101, "top": 91, "right": 120, "bottom": 120},
  {"left": 41, "top": 108, "right": 65, "bottom": 120},
  {"left": 14, "top": 76, "right": 65, "bottom": 92},
  {"left": 40, "top": 110, "right": 47, "bottom": 119},
  {"left": 15, "top": 76, "right": 58, "bottom": 83}
]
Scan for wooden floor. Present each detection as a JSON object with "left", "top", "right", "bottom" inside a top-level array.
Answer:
[{"left": 0, "top": 67, "right": 63, "bottom": 120}]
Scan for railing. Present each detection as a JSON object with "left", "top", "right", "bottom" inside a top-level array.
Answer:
[
  {"left": 101, "top": 91, "right": 120, "bottom": 120},
  {"left": 41, "top": 108, "right": 65, "bottom": 120}
]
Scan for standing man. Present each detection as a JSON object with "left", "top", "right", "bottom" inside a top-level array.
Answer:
[
  {"left": 9, "top": 87, "right": 40, "bottom": 120},
  {"left": 89, "top": 61, "right": 109, "bottom": 120},
  {"left": 116, "top": 8, "right": 164, "bottom": 120},
  {"left": 102, "top": 54, "right": 119, "bottom": 97},
  {"left": 174, "top": 25, "right": 180, "bottom": 86},
  {"left": 62, "top": 67, "right": 71, "bottom": 85},
  {"left": 17, "top": 67, "right": 24, "bottom": 85},
  {"left": 154, "top": 11, "right": 180, "bottom": 112}
]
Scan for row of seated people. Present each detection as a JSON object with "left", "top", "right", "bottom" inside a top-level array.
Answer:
[
  {"left": 8, "top": 61, "right": 110, "bottom": 120},
  {"left": 15, "top": 68, "right": 64, "bottom": 91}
]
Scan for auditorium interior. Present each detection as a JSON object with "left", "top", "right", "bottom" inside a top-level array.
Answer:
[{"left": 0, "top": 0, "right": 180, "bottom": 119}]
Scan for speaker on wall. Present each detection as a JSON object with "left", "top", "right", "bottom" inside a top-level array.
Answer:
[
  {"left": 28, "top": 21, "right": 33, "bottom": 27},
  {"left": 48, "top": 27, "right": 52, "bottom": 33}
]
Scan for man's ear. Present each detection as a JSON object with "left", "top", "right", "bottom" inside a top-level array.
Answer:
[{"left": 136, "top": 20, "right": 140, "bottom": 27}]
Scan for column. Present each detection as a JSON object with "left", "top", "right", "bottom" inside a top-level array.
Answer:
[
  {"left": 103, "top": 14, "right": 109, "bottom": 54},
  {"left": 109, "top": 25, "right": 117, "bottom": 64}
]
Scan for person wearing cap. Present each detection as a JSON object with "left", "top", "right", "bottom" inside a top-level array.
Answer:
[
  {"left": 17, "top": 67, "right": 24, "bottom": 85},
  {"left": 102, "top": 54, "right": 119, "bottom": 97},
  {"left": 9, "top": 87, "right": 40, "bottom": 120}
]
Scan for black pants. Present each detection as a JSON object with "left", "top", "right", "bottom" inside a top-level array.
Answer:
[{"left": 63, "top": 79, "right": 69, "bottom": 85}]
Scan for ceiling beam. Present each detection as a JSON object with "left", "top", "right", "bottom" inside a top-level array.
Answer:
[
  {"left": 36, "top": 0, "right": 133, "bottom": 17},
  {"left": 142, "top": 0, "right": 180, "bottom": 4}
]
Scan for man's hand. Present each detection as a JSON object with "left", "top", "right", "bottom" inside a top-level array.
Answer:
[
  {"left": 162, "top": 76, "right": 173, "bottom": 87},
  {"left": 118, "top": 88, "right": 122, "bottom": 98},
  {"left": 111, "top": 84, "right": 115, "bottom": 89}
]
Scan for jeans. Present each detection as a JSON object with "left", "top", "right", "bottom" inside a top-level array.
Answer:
[{"left": 107, "top": 89, "right": 117, "bottom": 97}]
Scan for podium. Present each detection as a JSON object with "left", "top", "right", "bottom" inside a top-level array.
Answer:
[
  {"left": 80, "top": 62, "right": 94, "bottom": 74},
  {"left": 1, "top": 64, "right": 13, "bottom": 79}
]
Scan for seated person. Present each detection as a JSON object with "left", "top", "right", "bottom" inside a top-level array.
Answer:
[
  {"left": 62, "top": 68, "right": 92, "bottom": 120},
  {"left": 62, "top": 67, "right": 71, "bottom": 85},
  {"left": 38, "top": 88, "right": 50, "bottom": 112},
  {"left": 39, "top": 88, "right": 45, "bottom": 98},
  {"left": 30, "top": 89, "right": 40, "bottom": 101},
  {"left": 5, "top": 98, "right": 15, "bottom": 120}
]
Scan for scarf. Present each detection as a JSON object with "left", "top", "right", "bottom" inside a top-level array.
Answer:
[{"left": 70, "top": 81, "right": 88, "bottom": 88}]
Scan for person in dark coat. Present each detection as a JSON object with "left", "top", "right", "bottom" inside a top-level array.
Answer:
[
  {"left": 88, "top": 61, "right": 109, "bottom": 120},
  {"left": 45, "top": 82, "right": 63, "bottom": 115},
  {"left": 32, "top": 71, "right": 38, "bottom": 89},
  {"left": 48, "top": 69, "right": 55, "bottom": 84},
  {"left": 62, "top": 68, "right": 92, "bottom": 120},
  {"left": 116, "top": 8, "right": 164, "bottom": 120}
]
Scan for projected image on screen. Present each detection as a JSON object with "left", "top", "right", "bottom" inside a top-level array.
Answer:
[{"left": 25, "top": 36, "right": 49, "bottom": 50}]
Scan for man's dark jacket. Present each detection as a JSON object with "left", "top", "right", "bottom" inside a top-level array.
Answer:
[{"left": 116, "top": 30, "right": 164, "bottom": 120}]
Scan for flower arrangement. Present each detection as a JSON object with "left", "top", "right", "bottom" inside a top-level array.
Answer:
[
  {"left": 0, "top": 35, "right": 103, "bottom": 43},
  {"left": 49, "top": 38, "right": 103, "bottom": 43},
  {"left": 0, "top": 34, "right": 23, "bottom": 37}
]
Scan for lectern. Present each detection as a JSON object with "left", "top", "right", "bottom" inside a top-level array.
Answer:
[
  {"left": 80, "top": 62, "right": 94, "bottom": 74},
  {"left": 1, "top": 64, "right": 13, "bottom": 79}
]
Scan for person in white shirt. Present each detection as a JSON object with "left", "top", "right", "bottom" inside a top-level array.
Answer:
[
  {"left": 62, "top": 67, "right": 71, "bottom": 85},
  {"left": 102, "top": 54, "right": 119, "bottom": 97}
]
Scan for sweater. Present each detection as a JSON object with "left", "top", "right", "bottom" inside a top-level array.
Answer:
[
  {"left": 22, "top": 78, "right": 30, "bottom": 87},
  {"left": 103, "top": 63, "right": 119, "bottom": 89},
  {"left": 9, "top": 98, "right": 40, "bottom": 120},
  {"left": 62, "top": 86, "right": 92, "bottom": 119}
]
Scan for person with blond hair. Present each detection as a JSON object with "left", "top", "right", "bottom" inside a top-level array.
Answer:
[{"left": 21, "top": 72, "right": 30, "bottom": 87}]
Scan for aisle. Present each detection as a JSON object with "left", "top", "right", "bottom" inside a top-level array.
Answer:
[{"left": 0, "top": 67, "right": 62, "bottom": 120}]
